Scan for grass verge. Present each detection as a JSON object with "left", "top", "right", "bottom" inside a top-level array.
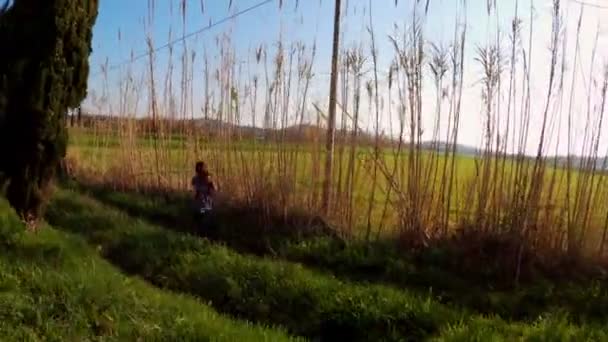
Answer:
[
  {"left": 0, "top": 197, "right": 297, "bottom": 341},
  {"left": 66, "top": 182, "right": 608, "bottom": 324},
  {"left": 45, "top": 187, "right": 608, "bottom": 341},
  {"left": 46, "top": 188, "right": 459, "bottom": 341}
]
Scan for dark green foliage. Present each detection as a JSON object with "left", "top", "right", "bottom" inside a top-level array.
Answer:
[{"left": 0, "top": 0, "right": 98, "bottom": 220}]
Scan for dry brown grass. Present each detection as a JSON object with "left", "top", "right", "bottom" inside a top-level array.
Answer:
[{"left": 72, "top": 0, "right": 608, "bottom": 270}]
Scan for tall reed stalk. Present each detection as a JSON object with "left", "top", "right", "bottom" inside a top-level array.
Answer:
[{"left": 71, "top": 0, "right": 608, "bottom": 261}]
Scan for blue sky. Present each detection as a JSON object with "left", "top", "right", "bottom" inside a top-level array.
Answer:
[
  {"left": 86, "top": 0, "right": 497, "bottom": 115},
  {"left": 88, "top": 0, "right": 502, "bottom": 71},
  {"left": 86, "top": 0, "right": 608, "bottom": 155}
]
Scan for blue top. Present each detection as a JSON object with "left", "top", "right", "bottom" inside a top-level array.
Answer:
[{"left": 192, "top": 175, "right": 214, "bottom": 211}]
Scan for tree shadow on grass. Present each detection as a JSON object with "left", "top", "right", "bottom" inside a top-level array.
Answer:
[{"left": 1, "top": 238, "right": 67, "bottom": 269}]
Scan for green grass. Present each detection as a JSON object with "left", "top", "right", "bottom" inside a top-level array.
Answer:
[
  {"left": 432, "top": 317, "right": 608, "bottom": 342},
  {"left": 46, "top": 188, "right": 460, "bottom": 341},
  {"left": 44, "top": 187, "right": 608, "bottom": 341},
  {"left": 281, "top": 237, "right": 608, "bottom": 323},
  {"left": 0, "top": 197, "right": 297, "bottom": 341},
  {"left": 62, "top": 183, "right": 608, "bottom": 325}
]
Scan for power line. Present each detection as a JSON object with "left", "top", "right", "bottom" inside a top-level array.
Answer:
[
  {"left": 570, "top": 0, "right": 608, "bottom": 9},
  {"left": 91, "top": 0, "right": 275, "bottom": 78}
]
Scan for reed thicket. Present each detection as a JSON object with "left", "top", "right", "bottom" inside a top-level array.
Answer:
[{"left": 70, "top": 0, "right": 608, "bottom": 261}]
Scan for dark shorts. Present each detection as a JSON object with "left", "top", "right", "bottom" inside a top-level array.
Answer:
[{"left": 193, "top": 210, "right": 218, "bottom": 239}]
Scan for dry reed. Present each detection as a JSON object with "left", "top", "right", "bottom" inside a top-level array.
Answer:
[{"left": 70, "top": 0, "right": 608, "bottom": 265}]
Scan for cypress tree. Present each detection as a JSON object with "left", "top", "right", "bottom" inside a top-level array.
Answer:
[{"left": 0, "top": 0, "right": 99, "bottom": 224}]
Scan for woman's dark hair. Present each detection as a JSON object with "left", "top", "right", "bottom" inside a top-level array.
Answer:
[
  {"left": 195, "top": 161, "right": 210, "bottom": 179},
  {"left": 195, "top": 161, "right": 205, "bottom": 172}
]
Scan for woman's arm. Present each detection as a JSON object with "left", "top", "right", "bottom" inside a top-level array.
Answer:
[
  {"left": 191, "top": 177, "right": 200, "bottom": 199},
  {"left": 208, "top": 179, "right": 216, "bottom": 196}
]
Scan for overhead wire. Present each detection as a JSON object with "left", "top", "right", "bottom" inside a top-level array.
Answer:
[
  {"left": 570, "top": 0, "right": 608, "bottom": 9},
  {"left": 90, "top": 0, "right": 275, "bottom": 78}
]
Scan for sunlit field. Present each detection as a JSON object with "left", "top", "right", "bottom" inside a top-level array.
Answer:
[{"left": 68, "top": 125, "right": 608, "bottom": 252}]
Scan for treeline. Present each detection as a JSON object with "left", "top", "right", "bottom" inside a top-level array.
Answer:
[{"left": 73, "top": 113, "right": 397, "bottom": 147}]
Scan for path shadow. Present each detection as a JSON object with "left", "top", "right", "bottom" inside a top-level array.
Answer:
[{"left": 62, "top": 180, "right": 343, "bottom": 257}]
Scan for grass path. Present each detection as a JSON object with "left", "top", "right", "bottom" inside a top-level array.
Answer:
[
  {"left": 44, "top": 187, "right": 608, "bottom": 341},
  {"left": 0, "top": 198, "right": 298, "bottom": 341}
]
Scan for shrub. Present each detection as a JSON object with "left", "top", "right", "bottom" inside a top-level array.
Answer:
[{"left": 0, "top": 0, "right": 98, "bottom": 221}]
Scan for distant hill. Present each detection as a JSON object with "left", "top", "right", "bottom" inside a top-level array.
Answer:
[
  {"left": 74, "top": 113, "right": 608, "bottom": 171},
  {"left": 417, "top": 141, "right": 481, "bottom": 157},
  {"left": 75, "top": 114, "right": 487, "bottom": 155},
  {"left": 549, "top": 156, "right": 608, "bottom": 171}
]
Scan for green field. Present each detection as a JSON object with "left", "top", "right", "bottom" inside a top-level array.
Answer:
[{"left": 67, "top": 127, "right": 608, "bottom": 248}]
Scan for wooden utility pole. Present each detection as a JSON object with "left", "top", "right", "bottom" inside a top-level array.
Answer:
[
  {"left": 321, "top": 0, "right": 342, "bottom": 215},
  {"left": 77, "top": 106, "right": 82, "bottom": 126}
]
